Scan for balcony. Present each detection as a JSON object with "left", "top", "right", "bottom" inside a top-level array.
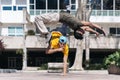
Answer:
[
  {"left": 1, "top": 35, "right": 120, "bottom": 50},
  {"left": 89, "top": 35, "right": 120, "bottom": 49},
  {"left": 0, "top": 36, "right": 24, "bottom": 49},
  {"left": 90, "top": 10, "right": 120, "bottom": 22},
  {"left": 91, "top": 10, "right": 120, "bottom": 16}
]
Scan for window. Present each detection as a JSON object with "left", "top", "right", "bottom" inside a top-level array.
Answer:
[
  {"left": 103, "top": 0, "right": 113, "bottom": 10},
  {"left": 30, "top": 5, "right": 34, "bottom": 9},
  {"left": 30, "top": 0, "right": 35, "bottom": 9},
  {"left": 117, "top": 28, "right": 120, "bottom": 34},
  {"left": 115, "top": 0, "right": 120, "bottom": 10},
  {"left": 36, "top": 0, "right": 46, "bottom": 9},
  {"left": 110, "top": 28, "right": 116, "bottom": 34},
  {"left": 30, "top": 0, "right": 34, "bottom": 4},
  {"left": 1, "top": 0, "right": 12, "bottom": 5},
  {"left": 13, "top": 6, "right": 16, "bottom": 11},
  {"left": 29, "top": 0, "right": 77, "bottom": 15},
  {"left": 60, "top": 0, "right": 67, "bottom": 9},
  {"left": 91, "top": 0, "right": 101, "bottom": 10},
  {"left": 71, "top": 0, "right": 76, "bottom": 10},
  {"left": 3, "top": 6, "right": 12, "bottom": 10},
  {"left": 8, "top": 27, "right": 23, "bottom": 36},
  {"left": 48, "top": 0, "right": 57, "bottom": 9},
  {"left": 16, "top": 27, "right": 24, "bottom": 36},
  {"left": 71, "top": 0, "right": 75, "bottom": 4},
  {"left": 109, "top": 27, "right": 120, "bottom": 36},
  {"left": 18, "top": 6, "right": 27, "bottom": 10}
]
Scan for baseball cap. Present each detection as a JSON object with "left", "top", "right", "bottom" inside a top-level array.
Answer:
[{"left": 59, "top": 36, "right": 67, "bottom": 44}]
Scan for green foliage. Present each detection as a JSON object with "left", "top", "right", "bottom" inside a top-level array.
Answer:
[
  {"left": 27, "top": 30, "right": 35, "bottom": 35},
  {"left": 85, "top": 63, "right": 105, "bottom": 70},
  {"left": 104, "top": 51, "right": 120, "bottom": 67},
  {"left": 37, "top": 64, "right": 48, "bottom": 70},
  {"left": 16, "top": 49, "right": 24, "bottom": 55}
]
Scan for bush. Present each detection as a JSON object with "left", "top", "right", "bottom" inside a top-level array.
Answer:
[
  {"left": 27, "top": 30, "right": 35, "bottom": 35},
  {"left": 37, "top": 64, "right": 48, "bottom": 70},
  {"left": 84, "top": 63, "right": 105, "bottom": 70},
  {"left": 16, "top": 49, "right": 24, "bottom": 55},
  {"left": 104, "top": 51, "right": 120, "bottom": 68}
]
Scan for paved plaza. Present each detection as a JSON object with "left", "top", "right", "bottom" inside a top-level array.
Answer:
[{"left": 0, "top": 70, "right": 120, "bottom": 80}]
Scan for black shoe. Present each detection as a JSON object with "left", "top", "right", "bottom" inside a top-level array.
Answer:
[{"left": 45, "top": 33, "right": 51, "bottom": 43}]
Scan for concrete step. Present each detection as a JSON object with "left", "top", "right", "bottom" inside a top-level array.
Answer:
[
  {"left": 25, "top": 67, "right": 39, "bottom": 71},
  {"left": 0, "top": 69, "right": 17, "bottom": 73}
]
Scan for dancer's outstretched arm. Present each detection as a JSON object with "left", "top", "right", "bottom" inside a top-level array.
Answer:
[
  {"left": 46, "top": 45, "right": 63, "bottom": 54},
  {"left": 81, "top": 21, "right": 106, "bottom": 36},
  {"left": 81, "top": 26, "right": 99, "bottom": 37}
]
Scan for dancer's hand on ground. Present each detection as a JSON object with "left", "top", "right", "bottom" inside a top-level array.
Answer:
[{"left": 60, "top": 73, "right": 67, "bottom": 76}]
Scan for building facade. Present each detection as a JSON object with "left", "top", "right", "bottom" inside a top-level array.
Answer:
[{"left": 0, "top": 0, "right": 120, "bottom": 70}]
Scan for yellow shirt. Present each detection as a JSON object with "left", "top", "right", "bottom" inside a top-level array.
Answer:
[{"left": 50, "top": 31, "right": 69, "bottom": 56}]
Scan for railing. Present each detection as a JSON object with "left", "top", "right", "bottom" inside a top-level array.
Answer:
[
  {"left": 89, "top": 35, "right": 120, "bottom": 49},
  {"left": 29, "top": 9, "right": 120, "bottom": 17},
  {"left": 29, "top": 9, "right": 76, "bottom": 15},
  {"left": 91, "top": 10, "right": 120, "bottom": 16},
  {"left": 0, "top": 35, "right": 120, "bottom": 49}
]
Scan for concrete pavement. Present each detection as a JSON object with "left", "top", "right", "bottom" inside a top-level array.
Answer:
[{"left": 0, "top": 70, "right": 120, "bottom": 80}]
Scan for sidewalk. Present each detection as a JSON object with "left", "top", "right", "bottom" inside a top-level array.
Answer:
[{"left": 0, "top": 70, "right": 120, "bottom": 80}]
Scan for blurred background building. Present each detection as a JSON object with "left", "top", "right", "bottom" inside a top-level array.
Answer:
[{"left": 0, "top": 0, "right": 120, "bottom": 70}]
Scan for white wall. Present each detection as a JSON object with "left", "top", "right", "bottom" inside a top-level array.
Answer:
[
  {"left": 0, "top": 36, "right": 24, "bottom": 49},
  {"left": 90, "top": 16, "right": 120, "bottom": 22},
  {"left": 1, "top": 11, "right": 24, "bottom": 23},
  {"left": 0, "top": 23, "right": 36, "bottom": 36},
  {"left": 1, "top": 27, "right": 8, "bottom": 36}
]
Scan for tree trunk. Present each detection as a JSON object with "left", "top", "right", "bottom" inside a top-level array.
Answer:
[
  {"left": 22, "top": 24, "right": 27, "bottom": 70},
  {"left": 22, "top": 9, "right": 27, "bottom": 70},
  {"left": 70, "top": 0, "right": 92, "bottom": 70},
  {"left": 69, "top": 39, "right": 84, "bottom": 70}
]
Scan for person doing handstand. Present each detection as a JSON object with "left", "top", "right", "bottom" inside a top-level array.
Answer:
[
  {"left": 34, "top": 12, "right": 106, "bottom": 40},
  {"left": 46, "top": 31, "right": 69, "bottom": 76}
]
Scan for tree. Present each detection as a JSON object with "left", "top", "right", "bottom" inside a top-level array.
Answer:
[
  {"left": 70, "top": 0, "right": 93, "bottom": 70},
  {"left": 76, "top": 0, "right": 92, "bottom": 21}
]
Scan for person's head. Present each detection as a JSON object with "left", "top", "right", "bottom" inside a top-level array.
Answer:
[
  {"left": 59, "top": 36, "right": 67, "bottom": 47},
  {"left": 74, "top": 28, "right": 84, "bottom": 40}
]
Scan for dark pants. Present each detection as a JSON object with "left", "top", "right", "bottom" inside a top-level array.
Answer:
[
  {"left": 51, "top": 24, "right": 69, "bottom": 36},
  {"left": 59, "top": 12, "right": 83, "bottom": 30}
]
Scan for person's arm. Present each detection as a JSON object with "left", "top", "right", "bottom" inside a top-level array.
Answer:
[
  {"left": 82, "top": 26, "right": 99, "bottom": 37},
  {"left": 63, "top": 55, "right": 68, "bottom": 76},
  {"left": 62, "top": 45, "right": 69, "bottom": 76},
  {"left": 46, "top": 44, "right": 63, "bottom": 54},
  {"left": 81, "top": 21, "right": 101, "bottom": 29},
  {"left": 81, "top": 21, "right": 106, "bottom": 36}
]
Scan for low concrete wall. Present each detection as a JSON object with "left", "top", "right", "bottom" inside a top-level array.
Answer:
[{"left": 1, "top": 35, "right": 120, "bottom": 49}]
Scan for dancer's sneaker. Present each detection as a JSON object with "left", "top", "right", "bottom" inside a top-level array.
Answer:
[{"left": 45, "top": 33, "right": 51, "bottom": 43}]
